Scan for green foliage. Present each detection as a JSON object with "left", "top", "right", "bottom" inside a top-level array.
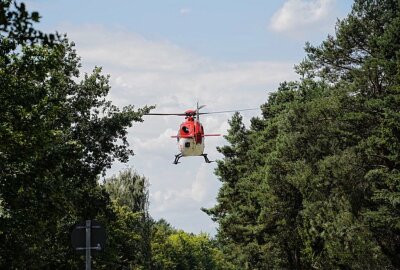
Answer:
[
  {"left": 0, "top": 0, "right": 57, "bottom": 48},
  {"left": 206, "top": 0, "right": 400, "bottom": 269},
  {"left": 151, "top": 220, "right": 233, "bottom": 270},
  {"left": 100, "top": 169, "right": 152, "bottom": 269},
  {"left": 0, "top": 1, "right": 152, "bottom": 268},
  {"left": 105, "top": 169, "right": 150, "bottom": 214}
]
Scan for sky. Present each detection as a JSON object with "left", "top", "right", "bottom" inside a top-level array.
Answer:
[{"left": 26, "top": 0, "right": 353, "bottom": 235}]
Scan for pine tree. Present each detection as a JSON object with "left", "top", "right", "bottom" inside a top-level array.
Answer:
[{"left": 207, "top": 0, "right": 400, "bottom": 268}]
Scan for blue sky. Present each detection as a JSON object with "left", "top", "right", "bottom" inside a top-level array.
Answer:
[
  {"left": 26, "top": 0, "right": 353, "bottom": 234},
  {"left": 29, "top": 0, "right": 352, "bottom": 61}
]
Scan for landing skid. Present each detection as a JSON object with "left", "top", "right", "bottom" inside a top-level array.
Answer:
[
  {"left": 172, "top": 153, "right": 214, "bottom": 164},
  {"left": 173, "top": 154, "right": 183, "bottom": 164},
  {"left": 202, "top": 154, "right": 214, "bottom": 163}
]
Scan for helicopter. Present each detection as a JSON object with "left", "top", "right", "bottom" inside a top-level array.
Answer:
[{"left": 145, "top": 103, "right": 258, "bottom": 164}]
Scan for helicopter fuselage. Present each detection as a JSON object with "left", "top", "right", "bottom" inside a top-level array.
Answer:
[
  {"left": 170, "top": 115, "right": 220, "bottom": 164},
  {"left": 178, "top": 137, "right": 205, "bottom": 156},
  {"left": 175, "top": 116, "right": 205, "bottom": 157}
]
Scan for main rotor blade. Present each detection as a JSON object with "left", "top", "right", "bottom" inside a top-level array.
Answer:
[
  {"left": 145, "top": 113, "right": 186, "bottom": 116},
  {"left": 198, "top": 108, "right": 260, "bottom": 115},
  {"left": 145, "top": 107, "right": 259, "bottom": 116}
]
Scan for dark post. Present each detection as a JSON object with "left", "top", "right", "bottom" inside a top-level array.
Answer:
[{"left": 85, "top": 220, "right": 91, "bottom": 270}]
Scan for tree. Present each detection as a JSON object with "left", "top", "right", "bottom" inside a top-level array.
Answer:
[
  {"left": 151, "top": 220, "right": 233, "bottom": 270},
  {"left": 204, "top": 111, "right": 293, "bottom": 269},
  {"left": 101, "top": 169, "right": 152, "bottom": 269},
  {"left": 0, "top": 1, "right": 153, "bottom": 268},
  {"left": 206, "top": 0, "right": 400, "bottom": 269},
  {"left": 303, "top": 0, "right": 400, "bottom": 267}
]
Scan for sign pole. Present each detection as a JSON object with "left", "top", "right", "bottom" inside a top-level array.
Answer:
[
  {"left": 85, "top": 220, "right": 91, "bottom": 270},
  {"left": 71, "top": 219, "right": 106, "bottom": 268}
]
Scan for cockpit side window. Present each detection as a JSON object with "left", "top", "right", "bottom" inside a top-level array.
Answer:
[{"left": 182, "top": 126, "right": 189, "bottom": 133}]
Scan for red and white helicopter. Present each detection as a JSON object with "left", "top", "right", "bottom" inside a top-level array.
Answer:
[{"left": 146, "top": 103, "right": 257, "bottom": 164}]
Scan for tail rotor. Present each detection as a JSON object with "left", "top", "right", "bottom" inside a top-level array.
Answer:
[{"left": 196, "top": 102, "right": 206, "bottom": 121}]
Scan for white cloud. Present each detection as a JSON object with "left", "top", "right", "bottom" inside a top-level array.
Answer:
[
  {"left": 63, "top": 24, "right": 298, "bottom": 234},
  {"left": 132, "top": 128, "right": 176, "bottom": 154},
  {"left": 149, "top": 164, "right": 208, "bottom": 211},
  {"left": 191, "top": 164, "right": 209, "bottom": 201},
  {"left": 269, "top": 0, "right": 337, "bottom": 37},
  {"left": 69, "top": 25, "right": 204, "bottom": 72},
  {"left": 180, "top": 7, "right": 191, "bottom": 15}
]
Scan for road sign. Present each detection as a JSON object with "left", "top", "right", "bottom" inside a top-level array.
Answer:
[{"left": 71, "top": 220, "right": 106, "bottom": 255}]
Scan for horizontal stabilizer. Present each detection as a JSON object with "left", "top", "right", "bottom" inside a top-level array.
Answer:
[
  {"left": 203, "top": 134, "right": 221, "bottom": 137},
  {"left": 170, "top": 134, "right": 221, "bottom": 138}
]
